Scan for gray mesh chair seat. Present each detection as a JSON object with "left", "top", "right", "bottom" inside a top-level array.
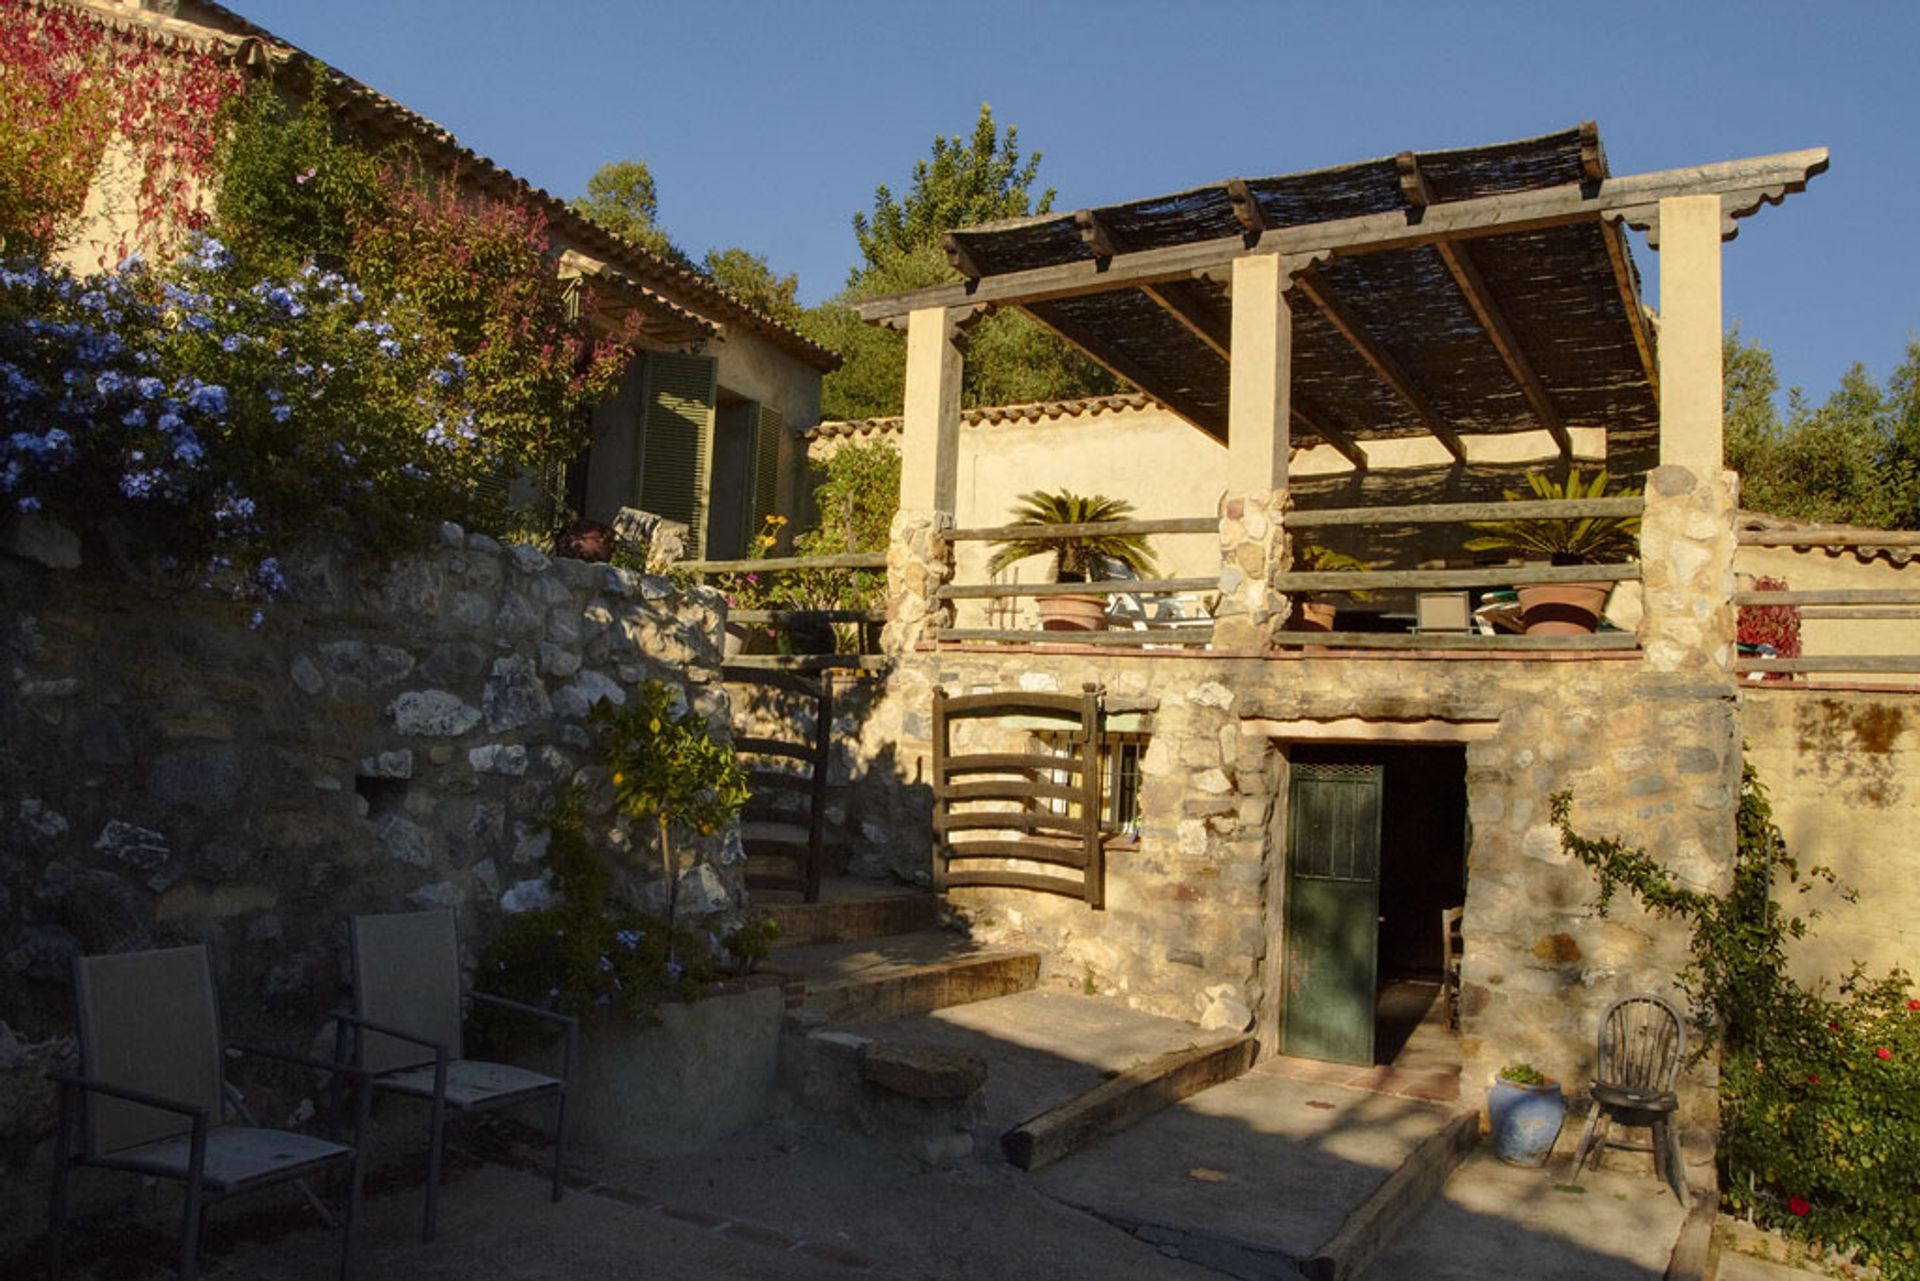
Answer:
[
  {"left": 1570, "top": 992, "right": 1691, "bottom": 1206},
  {"left": 373, "top": 1060, "right": 561, "bottom": 1110},
  {"left": 51, "top": 945, "right": 371, "bottom": 1281},
  {"left": 341, "top": 909, "right": 576, "bottom": 1243}
]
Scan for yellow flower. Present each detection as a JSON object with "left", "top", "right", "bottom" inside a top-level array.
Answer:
[
  {"left": 649, "top": 719, "right": 661, "bottom": 733},
  {"left": 611, "top": 772, "right": 624, "bottom": 786}
]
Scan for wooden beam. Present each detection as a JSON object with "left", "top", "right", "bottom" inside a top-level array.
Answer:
[
  {"left": 1736, "top": 530, "right": 1920, "bottom": 547},
  {"left": 1578, "top": 120, "right": 1608, "bottom": 184},
  {"left": 1074, "top": 211, "right": 1234, "bottom": 359},
  {"left": 854, "top": 148, "right": 1828, "bottom": 321},
  {"left": 941, "top": 231, "right": 983, "bottom": 280},
  {"left": 1601, "top": 219, "right": 1661, "bottom": 402},
  {"left": 1293, "top": 269, "right": 1467, "bottom": 462},
  {"left": 1289, "top": 396, "right": 1369, "bottom": 471},
  {"left": 1287, "top": 496, "right": 1641, "bottom": 527},
  {"left": 1399, "top": 151, "right": 1572, "bottom": 456},
  {"left": 1015, "top": 303, "right": 1227, "bottom": 440},
  {"left": 1074, "top": 209, "right": 1122, "bottom": 260}
]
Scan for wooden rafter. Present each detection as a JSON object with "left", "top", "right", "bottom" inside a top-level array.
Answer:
[
  {"left": 942, "top": 231, "right": 984, "bottom": 281},
  {"left": 1225, "top": 178, "right": 1269, "bottom": 235},
  {"left": 1397, "top": 151, "right": 1573, "bottom": 457},
  {"left": 1290, "top": 396, "right": 1369, "bottom": 471},
  {"left": 854, "top": 148, "right": 1827, "bottom": 321},
  {"left": 1016, "top": 305, "right": 1227, "bottom": 442},
  {"left": 1293, "top": 270, "right": 1467, "bottom": 462},
  {"left": 1074, "top": 210, "right": 1234, "bottom": 359}
]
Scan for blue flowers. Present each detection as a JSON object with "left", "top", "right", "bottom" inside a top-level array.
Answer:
[{"left": 614, "top": 928, "right": 643, "bottom": 951}]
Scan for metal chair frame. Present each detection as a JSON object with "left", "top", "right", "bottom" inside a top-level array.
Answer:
[{"left": 50, "top": 944, "right": 372, "bottom": 1281}]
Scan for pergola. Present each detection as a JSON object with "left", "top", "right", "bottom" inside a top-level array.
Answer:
[{"left": 856, "top": 124, "right": 1826, "bottom": 512}]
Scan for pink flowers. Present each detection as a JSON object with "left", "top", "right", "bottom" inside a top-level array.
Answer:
[{"left": 1789, "top": 1196, "right": 1811, "bottom": 1217}]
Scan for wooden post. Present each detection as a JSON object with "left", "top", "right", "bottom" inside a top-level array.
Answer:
[
  {"left": 1656, "top": 195, "right": 1724, "bottom": 469},
  {"left": 1228, "top": 253, "right": 1293, "bottom": 489},
  {"left": 898, "top": 305, "right": 965, "bottom": 514}
]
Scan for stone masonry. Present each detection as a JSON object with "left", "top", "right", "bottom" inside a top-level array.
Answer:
[{"left": 0, "top": 522, "right": 740, "bottom": 1247}]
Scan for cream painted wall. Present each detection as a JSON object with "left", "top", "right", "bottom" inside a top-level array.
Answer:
[
  {"left": 1735, "top": 544, "right": 1920, "bottom": 686},
  {"left": 1743, "top": 688, "right": 1920, "bottom": 985}
]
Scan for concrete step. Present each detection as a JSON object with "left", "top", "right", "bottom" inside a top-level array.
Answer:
[
  {"left": 1030, "top": 1071, "right": 1474, "bottom": 1281},
  {"left": 771, "top": 929, "right": 1041, "bottom": 1025},
  {"left": 756, "top": 878, "right": 939, "bottom": 948}
]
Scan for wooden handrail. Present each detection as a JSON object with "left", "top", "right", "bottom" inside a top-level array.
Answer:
[
  {"left": 937, "top": 627, "right": 1213, "bottom": 647},
  {"left": 1268, "top": 562, "right": 1639, "bottom": 592},
  {"left": 1736, "top": 530, "right": 1920, "bottom": 548},
  {"left": 1287, "top": 497, "right": 1643, "bottom": 527},
  {"left": 680, "top": 552, "right": 887, "bottom": 574},
  {"left": 937, "top": 576, "right": 1217, "bottom": 601},
  {"left": 1734, "top": 588, "right": 1920, "bottom": 607},
  {"left": 1736, "top": 656, "right": 1920, "bottom": 674},
  {"left": 946, "top": 516, "right": 1218, "bottom": 542},
  {"left": 729, "top": 609, "right": 886, "bottom": 625}
]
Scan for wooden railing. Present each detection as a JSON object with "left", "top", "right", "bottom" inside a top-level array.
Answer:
[
  {"left": 678, "top": 551, "right": 889, "bottom": 673},
  {"left": 933, "top": 498, "right": 1647, "bottom": 653},
  {"left": 1733, "top": 527, "right": 1920, "bottom": 678}
]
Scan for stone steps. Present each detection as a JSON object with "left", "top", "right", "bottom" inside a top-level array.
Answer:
[
  {"left": 773, "top": 931, "right": 1041, "bottom": 1025},
  {"left": 756, "top": 880, "right": 939, "bottom": 947}
]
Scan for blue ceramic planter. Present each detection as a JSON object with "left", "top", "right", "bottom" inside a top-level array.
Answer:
[{"left": 1487, "top": 1078, "right": 1566, "bottom": 1167}]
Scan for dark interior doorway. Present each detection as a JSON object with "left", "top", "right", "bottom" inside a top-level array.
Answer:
[{"left": 1285, "top": 742, "right": 1467, "bottom": 1068}]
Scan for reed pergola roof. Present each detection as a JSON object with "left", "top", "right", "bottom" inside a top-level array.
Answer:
[{"left": 856, "top": 124, "right": 1827, "bottom": 469}]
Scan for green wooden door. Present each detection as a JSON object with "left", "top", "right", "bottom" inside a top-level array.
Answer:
[
  {"left": 635, "top": 352, "right": 718, "bottom": 556},
  {"left": 1282, "top": 761, "right": 1384, "bottom": 1065}
]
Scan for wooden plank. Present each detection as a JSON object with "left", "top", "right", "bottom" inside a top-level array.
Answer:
[
  {"left": 946, "top": 517, "right": 1218, "bottom": 542},
  {"left": 941, "top": 752, "right": 1086, "bottom": 778},
  {"left": 1735, "top": 656, "right": 1920, "bottom": 674},
  {"left": 1294, "top": 270, "right": 1467, "bottom": 461},
  {"left": 746, "top": 769, "right": 813, "bottom": 794},
  {"left": 1288, "top": 496, "right": 1642, "bottom": 527},
  {"left": 1001, "top": 1034, "right": 1257, "bottom": 1171},
  {"left": 854, "top": 149, "right": 1829, "bottom": 320},
  {"left": 1734, "top": 589, "right": 1920, "bottom": 607},
  {"left": 1291, "top": 396, "right": 1370, "bottom": 471},
  {"left": 1735, "top": 530, "right": 1920, "bottom": 547},
  {"left": 1225, "top": 178, "right": 1268, "bottom": 235},
  {"left": 939, "top": 690, "right": 1094, "bottom": 717},
  {"left": 937, "top": 627, "right": 1214, "bottom": 647},
  {"left": 1600, "top": 219, "right": 1661, "bottom": 402},
  {"left": 1794, "top": 608, "right": 1920, "bottom": 620},
  {"left": 721, "top": 654, "right": 888, "bottom": 672},
  {"left": 1399, "top": 150, "right": 1570, "bottom": 456},
  {"left": 1142, "top": 279, "right": 1232, "bottom": 358},
  {"left": 945, "top": 838, "right": 1090, "bottom": 868},
  {"left": 1663, "top": 1189, "right": 1721, "bottom": 1281},
  {"left": 734, "top": 736, "right": 816, "bottom": 761},
  {"left": 1269, "top": 562, "right": 1639, "bottom": 591},
  {"left": 681, "top": 552, "right": 887, "bottom": 574},
  {"left": 938, "top": 576, "right": 1218, "bottom": 600},
  {"left": 1272, "top": 631, "right": 1640, "bottom": 651},
  {"left": 942, "top": 870, "right": 1092, "bottom": 898},
  {"left": 943, "top": 779, "right": 1082, "bottom": 805},
  {"left": 940, "top": 230, "right": 983, "bottom": 280},
  {"left": 1304, "top": 1109, "right": 1480, "bottom": 1281},
  {"left": 729, "top": 609, "right": 887, "bottom": 625},
  {"left": 936, "top": 810, "right": 1090, "bottom": 838},
  {"left": 1075, "top": 208, "right": 1123, "bottom": 260}
]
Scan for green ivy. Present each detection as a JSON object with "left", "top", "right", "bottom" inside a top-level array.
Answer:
[{"left": 1553, "top": 760, "right": 1919, "bottom": 1275}]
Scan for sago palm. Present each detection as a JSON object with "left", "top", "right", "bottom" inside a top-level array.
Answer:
[
  {"left": 1464, "top": 468, "right": 1642, "bottom": 565},
  {"left": 986, "top": 490, "right": 1158, "bottom": 582}
]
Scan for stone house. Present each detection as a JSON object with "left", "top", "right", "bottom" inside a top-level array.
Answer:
[
  {"left": 797, "top": 124, "right": 1885, "bottom": 1166},
  {"left": 32, "top": 0, "right": 841, "bottom": 559}
]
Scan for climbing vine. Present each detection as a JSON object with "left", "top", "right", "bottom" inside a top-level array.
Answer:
[
  {"left": 0, "top": 3, "right": 241, "bottom": 261},
  {"left": 1554, "top": 764, "right": 1919, "bottom": 1276}
]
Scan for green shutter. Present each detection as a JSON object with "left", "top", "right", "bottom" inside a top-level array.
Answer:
[
  {"left": 636, "top": 352, "right": 718, "bottom": 554},
  {"left": 752, "top": 403, "right": 784, "bottom": 527}
]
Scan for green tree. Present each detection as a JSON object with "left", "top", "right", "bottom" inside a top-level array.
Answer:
[
  {"left": 570, "top": 158, "right": 691, "bottom": 267},
  {"left": 702, "top": 245, "right": 801, "bottom": 326},
  {"left": 804, "top": 105, "right": 1118, "bottom": 421}
]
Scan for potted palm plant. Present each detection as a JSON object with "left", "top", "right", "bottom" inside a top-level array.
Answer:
[
  {"left": 1463, "top": 468, "right": 1642, "bottom": 635},
  {"left": 1288, "top": 539, "right": 1375, "bottom": 632},
  {"left": 986, "top": 490, "right": 1157, "bottom": 632}
]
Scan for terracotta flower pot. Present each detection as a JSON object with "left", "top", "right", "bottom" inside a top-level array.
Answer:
[
  {"left": 1288, "top": 600, "right": 1338, "bottom": 632},
  {"left": 1517, "top": 582, "right": 1610, "bottom": 635},
  {"left": 1037, "top": 593, "right": 1108, "bottom": 632}
]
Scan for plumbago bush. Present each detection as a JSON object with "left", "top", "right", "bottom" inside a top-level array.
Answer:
[
  {"left": 0, "top": 236, "right": 538, "bottom": 612},
  {"left": 1554, "top": 762, "right": 1919, "bottom": 1276}
]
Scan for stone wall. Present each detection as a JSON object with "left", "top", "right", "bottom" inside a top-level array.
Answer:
[
  {"left": 844, "top": 646, "right": 1740, "bottom": 1158},
  {"left": 0, "top": 523, "right": 738, "bottom": 1246}
]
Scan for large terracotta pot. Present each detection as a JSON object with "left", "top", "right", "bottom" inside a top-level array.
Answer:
[
  {"left": 1037, "top": 593, "right": 1108, "bottom": 631},
  {"left": 1288, "top": 600, "right": 1338, "bottom": 632},
  {"left": 1517, "top": 582, "right": 1610, "bottom": 635}
]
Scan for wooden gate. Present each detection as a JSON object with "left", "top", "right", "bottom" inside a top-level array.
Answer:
[
  {"left": 727, "top": 667, "right": 832, "bottom": 902},
  {"left": 931, "top": 685, "right": 1105, "bottom": 909}
]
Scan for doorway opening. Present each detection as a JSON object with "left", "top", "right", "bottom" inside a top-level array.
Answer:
[{"left": 1278, "top": 742, "right": 1468, "bottom": 1073}]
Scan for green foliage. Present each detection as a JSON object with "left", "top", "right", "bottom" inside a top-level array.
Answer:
[
  {"left": 1726, "top": 327, "right": 1920, "bottom": 530},
  {"left": 986, "top": 489, "right": 1157, "bottom": 582},
  {"left": 1292, "top": 538, "right": 1377, "bottom": 602},
  {"left": 702, "top": 245, "right": 802, "bottom": 326},
  {"left": 1463, "top": 467, "right": 1642, "bottom": 564},
  {"left": 807, "top": 107, "right": 1118, "bottom": 420},
  {"left": 569, "top": 158, "right": 691, "bottom": 266},
  {"left": 1553, "top": 761, "right": 1919, "bottom": 1275},
  {"left": 212, "top": 63, "right": 388, "bottom": 280},
  {"left": 798, "top": 438, "right": 900, "bottom": 557},
  {"left": 1498, "top": 1063, "right": 1549, "bottom": 1086},
  {"left": 596, "top": 681, "right": 750, "bottom": 838}
]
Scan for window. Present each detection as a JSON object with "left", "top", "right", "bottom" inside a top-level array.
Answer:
[{"left": 1032, "top": 730, "right": 1148, "bottom": 837}]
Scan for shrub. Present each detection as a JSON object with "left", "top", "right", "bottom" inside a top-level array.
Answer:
[{"left": 1554, "top": 760, "right": 1918, "bottom": 1276}]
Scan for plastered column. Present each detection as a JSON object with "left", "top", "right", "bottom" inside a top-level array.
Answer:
[
  {"left": 1227, "top": 253, "right": 1293, "bottom": 489},
  {"left": 1657, "top": 195, "right": 1724, "bottom": 470},
  {"left": 1212, "top": 490, "right": 1292, "bottom": 650},
  {"left": 897, "top": 306, "right": 964, "bottom": 514}
]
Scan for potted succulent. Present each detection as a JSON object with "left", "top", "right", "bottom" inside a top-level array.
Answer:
[
  {"left": 986, "top": 490, "right": 1157, "bottom": 632},
  {"left": 1464, "top": 468, "right": 1641, "bottom": 635},
  {"left": 1487, "top": 1063, "right": 1567, "bottom": 1167},
  {"left": 1288, "top": 539, "right": 1376, "bottom": 632}
]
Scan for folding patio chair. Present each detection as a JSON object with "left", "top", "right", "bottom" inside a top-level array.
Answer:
[
  {"left": 336, "top": 909, "right": 576, "bottom": 1242},
  {"left": 51, "top": 944, "right": 370, "bottom": 1281}
]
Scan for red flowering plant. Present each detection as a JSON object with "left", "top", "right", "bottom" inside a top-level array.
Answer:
[
  {"left": 1555, "top": 760, "right": 1919, "bottom": 1277},
  {"left": 1737, "top": 575, "right": 1802, "bottom": 681}
]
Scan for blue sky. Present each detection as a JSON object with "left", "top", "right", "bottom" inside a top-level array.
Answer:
[{"left": 239, "top": 0, "right": 1918, "bottom": 406}]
